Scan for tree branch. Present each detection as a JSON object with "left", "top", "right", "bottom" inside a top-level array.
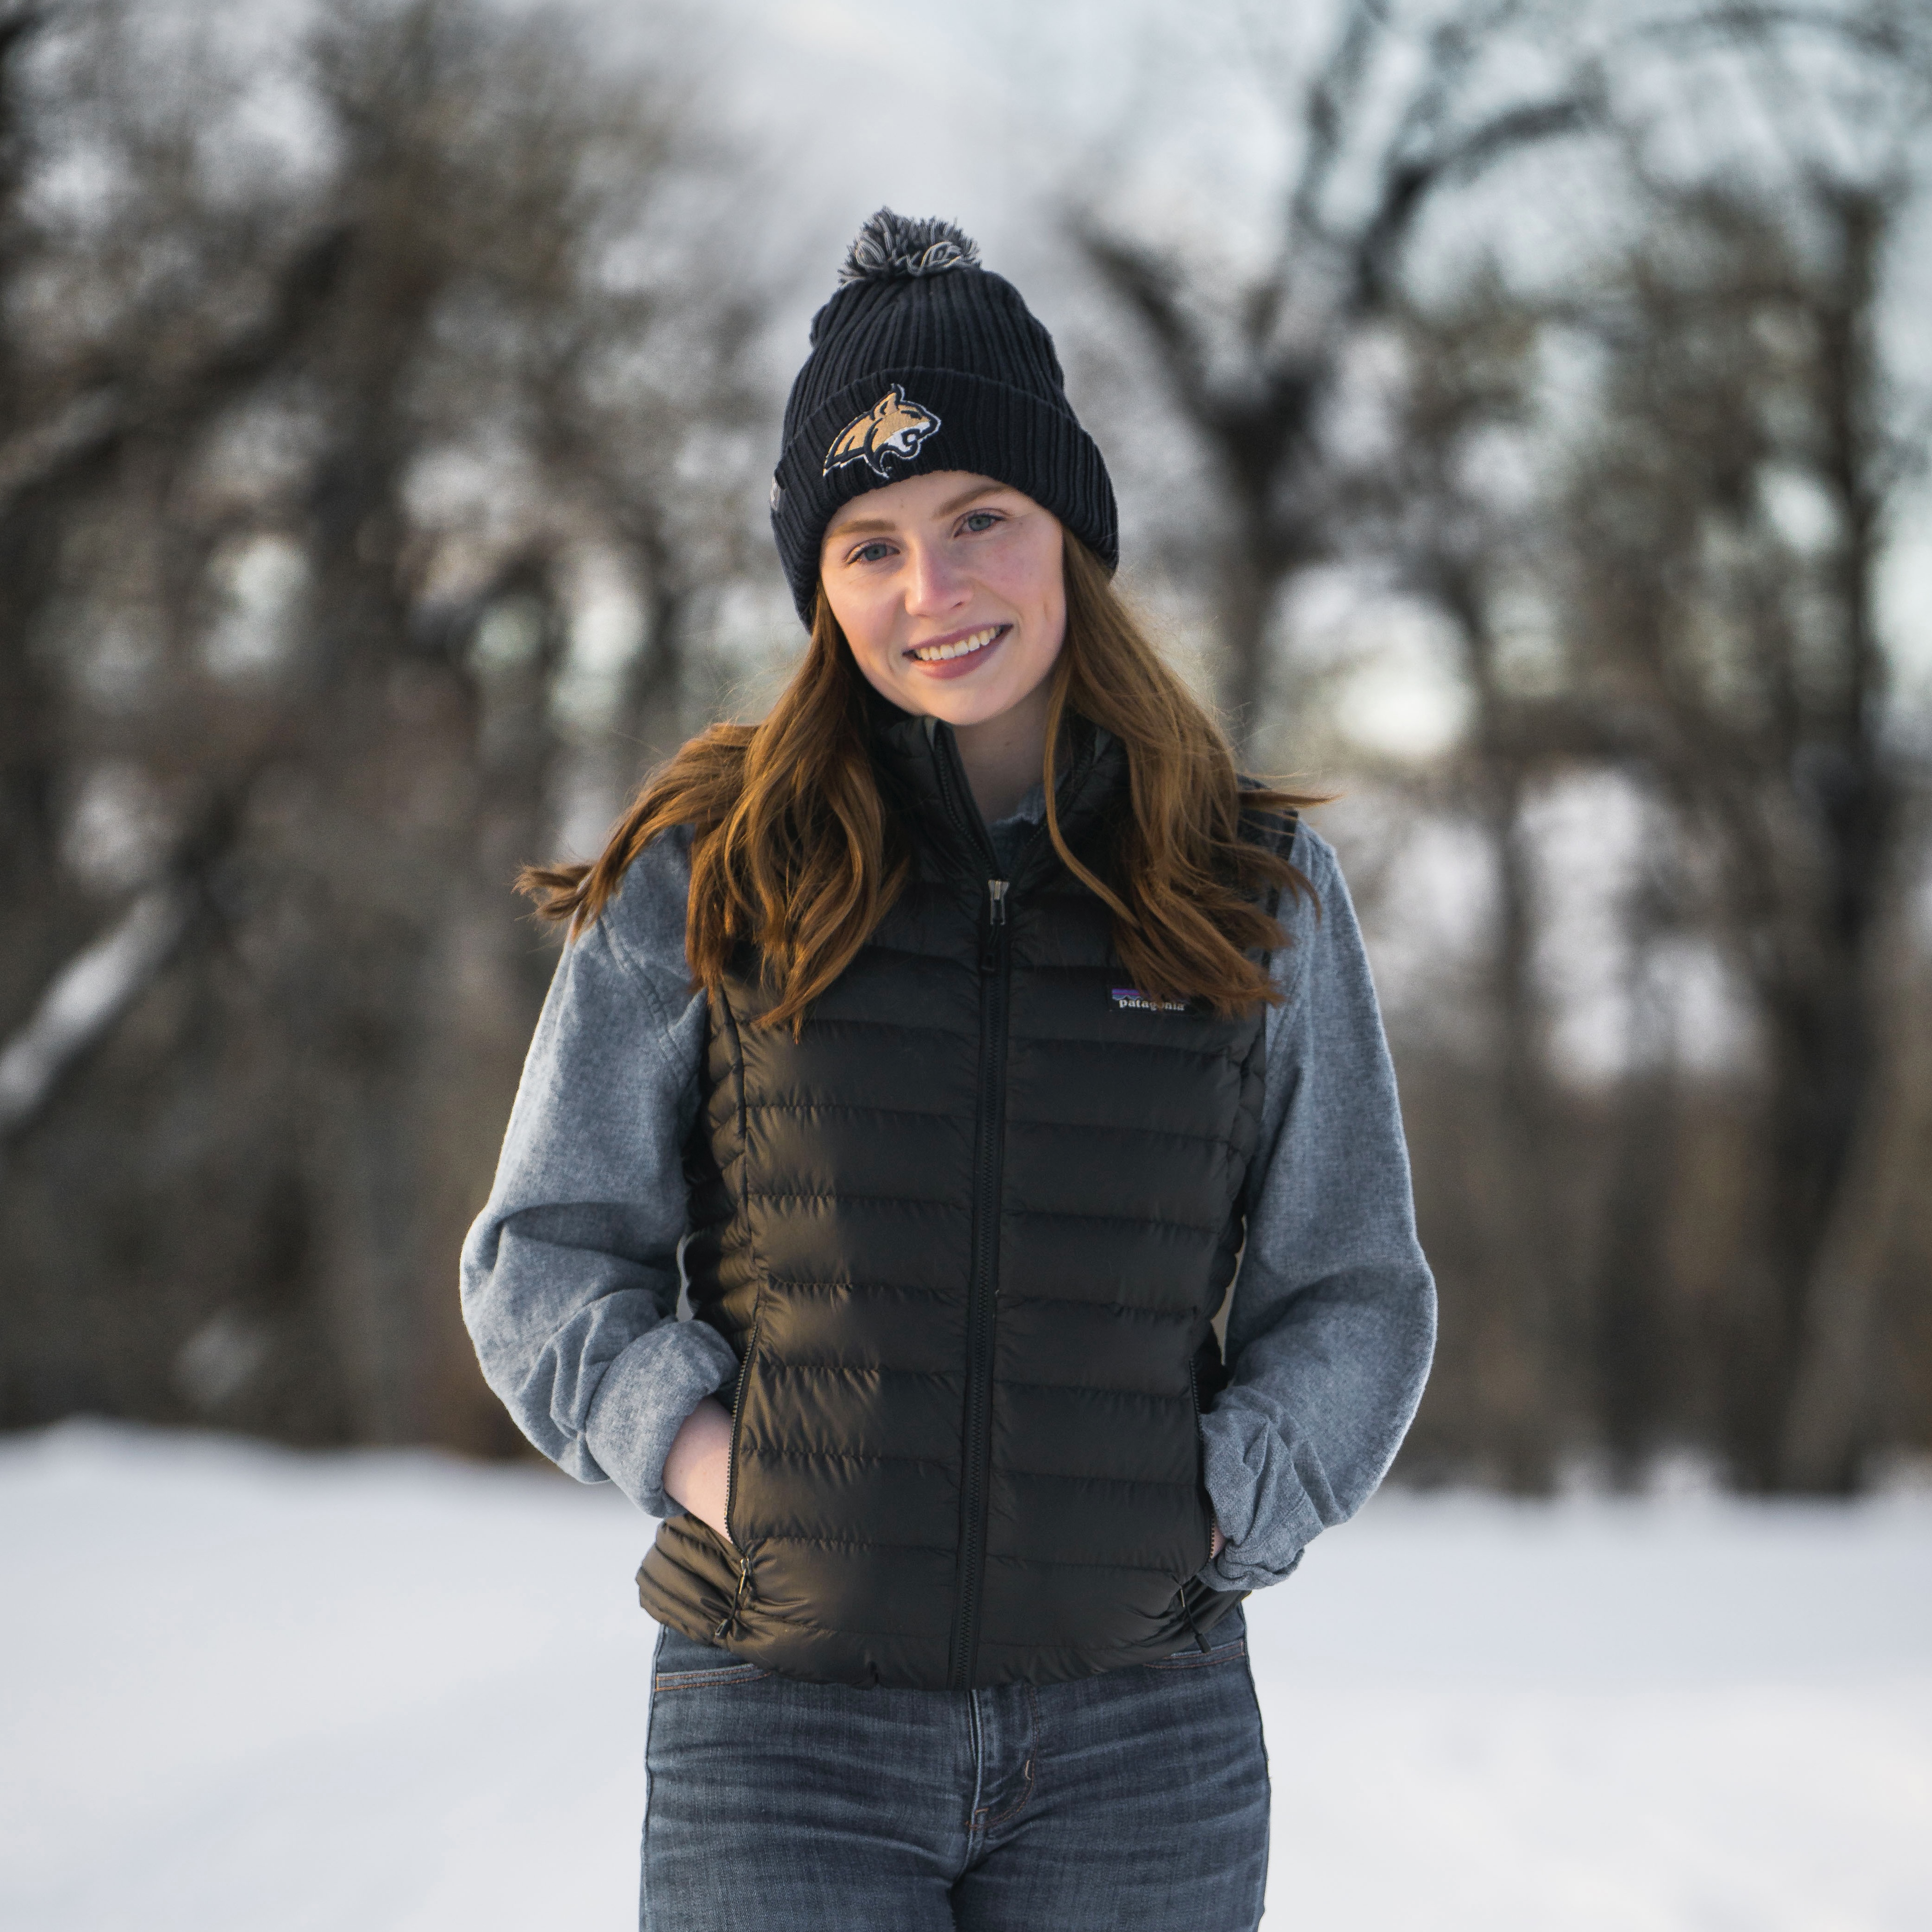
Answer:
[
  {"left": 1354, "top": 92, "right": 1599, "bottom": 311},
  {"left": 1073, "top": 225, "right": 1220, "bottom": 429},
  {"left": 0, "top": 882, "right": 193, "bottom": 1146}
]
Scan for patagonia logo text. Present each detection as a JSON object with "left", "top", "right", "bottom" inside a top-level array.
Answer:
[
  {"left": 823, "top": 383, "right": 941, "bottom": 478},
  {"left": 1111, "top": 987, "right": 1189, "bottom": 1013}
]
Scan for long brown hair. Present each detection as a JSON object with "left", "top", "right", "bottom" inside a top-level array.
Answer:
[{"left": 521, "top": 537, "right": 1322, "bottom": 1031}]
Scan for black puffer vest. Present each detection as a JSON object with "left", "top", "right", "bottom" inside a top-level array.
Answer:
[{"left": 637, "top": 710, "right": 1270, "bottom": 1688}]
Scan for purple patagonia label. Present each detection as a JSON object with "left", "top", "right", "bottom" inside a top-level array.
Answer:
[{"left": 1111, "top": 987, "right": 1189, "bottom": 1013}]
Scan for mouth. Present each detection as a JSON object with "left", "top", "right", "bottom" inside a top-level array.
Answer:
[{"left": 906, "top": 623, "right": 1008, "bottom": 666}]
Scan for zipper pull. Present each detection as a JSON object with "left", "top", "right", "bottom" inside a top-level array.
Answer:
[
  {"left": 1180, "top": 1593, "right": 1213, "bottom": 1654},
  {"left": 981, "top": 879, "right": 1009, "bottom": 972},
  {"left": 713, "top": 1553, "right": 753, "bottom": 1641}
]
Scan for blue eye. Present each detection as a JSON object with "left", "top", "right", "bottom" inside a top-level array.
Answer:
[
  {"left": 962, "top": 511, "right": 999, "bottom": 533},
  {"left": 854, "top": 541, "right": 892, "bottom": 564}
]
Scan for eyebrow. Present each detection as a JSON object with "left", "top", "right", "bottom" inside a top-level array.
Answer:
[{"left": 826, "top": 482, "right": 1006, "bottom": 541}]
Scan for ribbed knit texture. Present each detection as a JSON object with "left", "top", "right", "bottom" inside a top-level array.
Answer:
[{"left": 771, "top": 212, "right": 1118, "bottom": 624}]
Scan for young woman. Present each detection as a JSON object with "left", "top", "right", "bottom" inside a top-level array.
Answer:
[{"left": 462, "top": 211, "right": 1435, "bottom": 1932}]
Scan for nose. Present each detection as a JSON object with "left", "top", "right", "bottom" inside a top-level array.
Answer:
[{"left": 901, "top": 537, "right": 970, "bottom": 618}]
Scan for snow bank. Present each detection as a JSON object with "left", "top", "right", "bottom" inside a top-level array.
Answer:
[{"left": 3, "top": 1422, "right": 1927, "bottom": 1930}]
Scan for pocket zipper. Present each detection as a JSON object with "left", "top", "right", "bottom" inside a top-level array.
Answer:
[
  {"left": 713, "top": 1556, "right": 753, "bottom": 1643},
  {"left": 714, "top": 1308, "right": 762, "bottom": 1640},
  {"left": 1187, "top": 1358, "right": 1215, "bottom": 1571},
  {"left": 1181, "top": 1360, "right": 1214, "bottom": 1653},
  {"left": 1179, "top": 1595, "right": 1214, "bottom": 1655}
]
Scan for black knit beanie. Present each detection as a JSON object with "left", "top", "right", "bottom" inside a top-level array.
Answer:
[{"left": 769, "top": 209, "right": 1118, "bottom": 627}]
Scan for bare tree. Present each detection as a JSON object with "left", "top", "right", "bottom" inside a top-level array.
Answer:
[
  {"left": 1376, "top": 161, "right": 1926, "bottom": 1488},
  {"left": 1524, "top": 176, "right": 1923, "bottom": 1487},
  {"left": 1368, "top": 276, "right": 1582, "bottom": 1487},
  {"left": 0, "top": 0, "right": 770, "bottom": 1449},
  {"left": 1072, "top": 0, "right": 1597, "bottom": 746},
  {"left": 1069, "top": 0, "right": 1932, "bottom": 1488}
]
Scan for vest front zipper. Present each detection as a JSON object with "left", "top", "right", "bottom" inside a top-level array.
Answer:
[
  {"left": 925, "top": 723, "right": 1016, "bottom": 1691},
  {"left": 951, "top": 872, "right": 1010, "bottom": 1689}
]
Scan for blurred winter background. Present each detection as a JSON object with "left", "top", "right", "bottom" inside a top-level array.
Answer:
[{"left": 1, "top": 0, "right": 1928, "bottom": 1926}]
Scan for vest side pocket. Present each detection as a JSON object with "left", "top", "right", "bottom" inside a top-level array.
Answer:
[{"left": 1187, "top": 1357, "right": 1216, "bottom": 1575}]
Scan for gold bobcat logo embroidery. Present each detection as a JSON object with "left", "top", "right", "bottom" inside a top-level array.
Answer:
[{"left": 823, "top": 384, "right": 942, "bottom": 478}]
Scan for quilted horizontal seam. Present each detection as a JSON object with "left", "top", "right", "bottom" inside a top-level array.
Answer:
[
  {"left": 836, "top": 938, "right": 979, "bottom": 965},
  {"left": 755, "top": 1013, "right": 973, "bottom": 1042},
  {"left": 978, "top": 1550, "right": 1197, "bottom": 1575},
  {"left": 998, "top": 1117, "right": 1239, "bottom": 1154},
  {"left": 754, "top": 1360, "right": 962, "bottom": 1378},
  {"left": 1011, "top": 957, "right": 1244, "bottom": 985},
  {"left": 991, "top": 1377, "right": 1191, "bottom": 1398},
  {"left": 751, "top": 1532, "right": 957, "bottom": 1557},
  {"left": 744, "top": 1101, "right": 970, "bottom": 1121},
  {"left": 736, "top": 1621, "right": 958, "bottom": 1647},
  {"left": 747, "top": 1535, "right": 1186, "bottom": 1582},
  {"left": 1003, "top": 1035, "right": 1242, "bottom": 1067},
  {"left": 991, "top": 1295, "right": 1196, "bottom": 1319},
  {"left": 748, "top": 1190, "right": 969, "bottom": 1209},
  {"left": 973, "top": 1637, "right": 1193, "bottom": 1657},
  {"left": 765, "top": 1277, "right": 959, "bottom": 1299},
  {"left": 747, "top": 1628, "right": 952, "bottom": 1649},
  {"left": 999, "top": 1204, "right": 1222, "bottom": 1236},
  {"left": 991, "top": 1470, "right": 1201, "bottom": 1493},
  {"left": 737, "top": 1444, "right": 954, "bottom": 1468}
]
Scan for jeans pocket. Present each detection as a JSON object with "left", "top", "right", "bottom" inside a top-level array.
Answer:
[
  {"left": 652, "top": 1621, "right": 772, "bottom": 1691},
  {"left": 1148, "top": 1602, "right": 1247, "bottom": 1670}
]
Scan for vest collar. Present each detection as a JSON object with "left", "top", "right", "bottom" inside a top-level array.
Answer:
[{"left": 863, "top": 687, "right": 1123, "bottom": 878}]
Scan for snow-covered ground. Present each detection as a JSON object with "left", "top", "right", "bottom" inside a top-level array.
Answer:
[{"left": 4, "top": 1423, "right": 1927, "bottom": 1931}]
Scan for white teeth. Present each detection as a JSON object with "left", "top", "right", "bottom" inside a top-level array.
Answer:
[{"left": 910, "top": 625, "right": 1002, "bottom": 664}]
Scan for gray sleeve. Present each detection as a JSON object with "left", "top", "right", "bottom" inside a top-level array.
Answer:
[
  {"left": 1196, "top": 826, "right": 1437, "bottom": 1592},
  {"left": 458, "top": 827, "right": 739, "bottom": 1518}
]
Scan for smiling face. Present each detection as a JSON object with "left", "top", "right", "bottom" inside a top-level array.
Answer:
[{"left": 817, "top": 470, "right": 1066, "bottom": 734}]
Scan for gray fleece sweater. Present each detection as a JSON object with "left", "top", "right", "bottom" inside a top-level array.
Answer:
[{"left": 460, "top": 808, "right": 1435, "bottom": 1598}]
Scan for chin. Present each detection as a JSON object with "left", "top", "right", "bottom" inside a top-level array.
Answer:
[{"left": 914, "top": 687, "right": 1015, "bottom": 729}]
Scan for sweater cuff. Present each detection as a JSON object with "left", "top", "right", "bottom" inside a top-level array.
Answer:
[
  {"left": 1196, "top": 1403, "right": 1329, "bottom": 1592},
  {"left": 583, "top": 1320, "right": 739, "bottom": 1518},
  {"left": 1192, "top": 1543, "right": 1305, "bottom": 1593}
]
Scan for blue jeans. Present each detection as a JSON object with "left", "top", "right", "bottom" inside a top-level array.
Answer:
[{"left": 641, "top": 1605, "right": 1269, "bottom": 1930}]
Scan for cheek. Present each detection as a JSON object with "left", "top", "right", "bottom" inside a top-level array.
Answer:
[
  {"left": 821, "top": 578, "right": 894, "bottom": 675},
  {"left": 1031, "top": 580, "right": 1067, "bottom": 662},
  {"left": 1005, "top": 539, "right": 1065, "bottom": 664}
]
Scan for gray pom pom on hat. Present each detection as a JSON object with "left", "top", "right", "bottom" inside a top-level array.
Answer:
[{"left": 838, "top": 208, "right": 983, "bottom": 284}]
